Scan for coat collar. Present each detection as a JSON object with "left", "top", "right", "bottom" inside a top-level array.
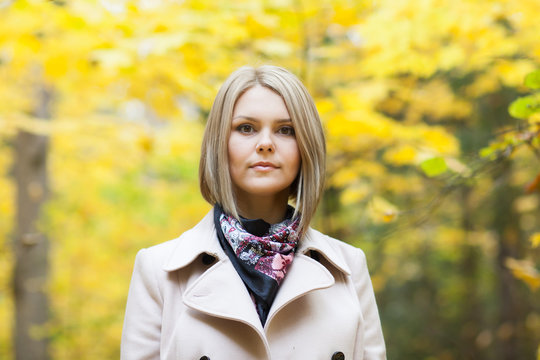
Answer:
[
  {"left": 162, "top": 210, "right": 351, "bottom": 276},
  {"left": 162, "top": 211, "right": 224, "bottom": 272},
  {"left": 298, "top": 227, "right": 352, "bottom": 276},
  {"left": 162, "top": 210, "right": 353, "bottom": 335}
]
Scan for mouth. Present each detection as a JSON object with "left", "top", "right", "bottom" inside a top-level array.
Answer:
[{"left": 251, "top": 161, "right": 279, "bottom": 170}]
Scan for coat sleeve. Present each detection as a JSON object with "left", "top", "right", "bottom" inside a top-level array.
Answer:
[
  {"left": 121, "top": 249, "right": 163, "bottom": 360},
  {"left": 352, "top": 248, "right": 386, "bottom": 360}
]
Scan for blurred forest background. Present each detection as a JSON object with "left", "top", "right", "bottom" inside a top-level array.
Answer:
[{"left": 1, "top": 0, "right": 539, "bottom": 359}]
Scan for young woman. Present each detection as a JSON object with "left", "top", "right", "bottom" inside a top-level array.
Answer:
[{"left": 121, "top": 65, "right": 386, "bottom": 360}]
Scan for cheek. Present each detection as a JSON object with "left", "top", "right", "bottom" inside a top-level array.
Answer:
[
  {"left": 282, "top": 144, "right": 301, "bottom": 185},
  {"left": 227, "top": 136, "right": 240, "bottom": 166},
  {"left": 227, "top": 135, "right": 251, "bottom": 177},
  {"left": 290, "top": 144, "right": 301, "bottom": 172}
]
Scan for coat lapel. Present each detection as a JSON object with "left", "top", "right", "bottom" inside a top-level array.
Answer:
[
  {"left": 162, "top": 210, "right": 266, "bottom": 336},
  {"left": 265, "top": 228, "right": 352, "bottom": 328},
  {"left": 162, "top": 211, "right": 220, "bottom": 272},
  {"left": 265, "top": 253, "right": 335, "bottom": 328},
  {"left": 182, "top": 259, "right": 265, "bottom": 335}
]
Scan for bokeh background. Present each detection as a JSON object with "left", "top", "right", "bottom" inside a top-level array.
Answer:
[{"left": 1, "top": 0, "right": 539, "bottom": 359}]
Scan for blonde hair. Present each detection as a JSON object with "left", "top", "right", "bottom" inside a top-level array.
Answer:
[{"left": 199, "top": 65, "right": 326, "bottom": 234}]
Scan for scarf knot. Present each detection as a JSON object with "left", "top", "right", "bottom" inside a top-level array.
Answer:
[{"left": 219, "top": 212, "right": 299, "bottom": 284}]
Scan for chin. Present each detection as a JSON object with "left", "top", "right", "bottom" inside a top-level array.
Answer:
[{"left": 237, "top": 184, "right": 292, "bottom": 199}]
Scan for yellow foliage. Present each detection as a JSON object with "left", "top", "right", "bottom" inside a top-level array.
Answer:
[
  {"left": 315, "top": 98, "right": 334, "bottom": 116},
  {"left": 254, "top": 38, "right": 294, "bottom": 57},
  {"left": 505, "top": 258, "right": 540, "bottom": 291},
  {"left": 418, "top": 126, "right": 459, "bottom": 155},
  {"left": 331, "top": 168, "right": 360, "bottom": 188},
  {"left": 433, "top": 227, "right": 465, "bottom": 250},
  {"left": 531, "top": 233, "right": 540, "bottom": 248},
  {"left": 514, "top": 195, "right": 539, "bottom": 213},
  {"left": 529, "top": 113, "right": 540, "bottom": 125},
  {"left": 407, "top": 80, "right": 472, "bottom": 121},
  {"left": 340, "top": 183, "right": 370, "bottom": 205},
  {"left": 353, "top": 160, "right": 386, "bottom": 178},
  {"left": 466, "top": 72, "right": 501, "bottom": 97},
  {"left": 351, "top": 81, "right": 391, "bottom": 105},
  {"left": 90, "top": 49, "right": 133, "bottom": 70},
  {"left": 136, "top": 133, "right": 154, "bottom": 153},
  {"left": 328, "top": 160, "right": 386, "bottom": 189},
  {"left": 245, "top": 14, "right": 278, "bottom": 37},
  {"left": 382, "top": 174, "right": 424, "bottom": 194},
  {"left": 368, "top": 196, "right": 399, "bottom": 224},
  {"left": 383, "top": 144, "right": 417, "bottom": 166},
  {"left": 1, "top": 0, "right": 540, "bottom": 357},
  {"left": 327, "top": 111, "right": 393, "bottom": 142},
  {"left": 494, "top": 59, "right": 537, "bottom": 88},
  {"left": 40, "top": 117, "right": 209, "bottom": 358}
]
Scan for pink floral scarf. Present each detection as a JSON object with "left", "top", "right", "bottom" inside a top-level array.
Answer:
[
  {"left": 214, "top": 205, "right": 300, "bottom": 324},
  {"left": 219, "top": 212, "right": 299, "bottom": 284}
]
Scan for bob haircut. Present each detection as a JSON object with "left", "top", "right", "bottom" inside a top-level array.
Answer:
[{"left": 199, "top": 65, "right": 326, "bottom": 235}]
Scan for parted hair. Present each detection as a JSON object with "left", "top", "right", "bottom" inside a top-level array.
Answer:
[{"left": 199, "top": 65, "right": 326, "bottom": 235}]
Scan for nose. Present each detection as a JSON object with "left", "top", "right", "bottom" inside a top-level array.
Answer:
[
  {"left": 257, "top": 143, "right": 274, "bottom": 153},
  {"left": 256, "top": 131, "right": 274, "bottom": 153}
]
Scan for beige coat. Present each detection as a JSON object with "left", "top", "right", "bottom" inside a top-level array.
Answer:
[{"left": 121, "top": 211, "right": 386, "bottom": 360}]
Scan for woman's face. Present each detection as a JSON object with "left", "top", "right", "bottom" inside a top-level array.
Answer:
[{"left": 228, "top": 85, "right": 301, "bottom": 203}]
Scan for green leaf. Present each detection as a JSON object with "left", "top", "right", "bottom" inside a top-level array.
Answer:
[
  {"left": 420, "top": 157, "right": 448, "bottom": 177},
  {"left": 479, "top": 146, "right": 496, "bottom": 159},
  {"left": 508, "top": 94, "right": 540, "bottom": 119},
  {"left": 524, "top": 70, "right": 540, "bottom": 90}
]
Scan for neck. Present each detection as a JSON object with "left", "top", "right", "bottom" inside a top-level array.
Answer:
[{"left": 235, "top": 191, "right": 290, "bottom": 224}]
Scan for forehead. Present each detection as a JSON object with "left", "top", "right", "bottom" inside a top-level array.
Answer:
[{"left": 233, "top": 85, "right": 290, "bottom": 119}]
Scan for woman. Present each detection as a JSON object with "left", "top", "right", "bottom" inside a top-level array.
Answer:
[{"left": 121, "top": 65, "right": 386, "bottom": 360}]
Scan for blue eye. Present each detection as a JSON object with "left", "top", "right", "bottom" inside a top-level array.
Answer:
[{"left": 278, "top": 126, "right": 295, "bottom": 136}]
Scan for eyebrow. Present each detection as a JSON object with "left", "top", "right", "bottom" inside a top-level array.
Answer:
[{"left": 232, "top": 116, "right": 292, "bottom": 123}]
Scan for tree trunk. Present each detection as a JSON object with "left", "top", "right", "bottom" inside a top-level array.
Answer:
[
  {"left": 13, "top": 85, "right": 52, "bottom": 360},
  {"left": 491, "top": 160, "right": 523, "bottom": 360},
  {"left": 459, "top": 186, "right": 483, "bottom": 360}
]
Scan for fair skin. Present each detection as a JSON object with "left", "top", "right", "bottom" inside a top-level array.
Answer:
[{"left": 228, "top": 85, "right": 301, "bottom": 224}]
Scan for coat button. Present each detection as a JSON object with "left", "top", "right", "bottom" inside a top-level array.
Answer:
[
  {"left": 331, "top": 351, "right": 345, "bottom": 360},
  {"left": 201, "top": 254, "right": 215, "bottom": 265},
  {"left": 199, "top": 356, "right": 210, "bottom": 360}
]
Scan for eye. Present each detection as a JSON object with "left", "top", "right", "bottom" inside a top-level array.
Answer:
[
  {"left": 278, "top": 126, "right": 295, "bottom": 136},
  {"left": 236, "top": 124, "right": 254, "bottom": 134}
]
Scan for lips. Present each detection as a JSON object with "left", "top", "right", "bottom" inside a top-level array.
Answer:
[{"left": 251, "top": 161, "right": 278, "bottom": 170}]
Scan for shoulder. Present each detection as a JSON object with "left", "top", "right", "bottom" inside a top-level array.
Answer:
[
  {"left": 136, "top": 237, "right": 181, "bottom": 263},
  {"left": 130, "top": 237, "right": 184, "bottom": 285}
]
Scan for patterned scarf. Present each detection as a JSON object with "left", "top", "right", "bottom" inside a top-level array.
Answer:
[{"left": 214, "top": 205, "right": 300, "bottom": 325}]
